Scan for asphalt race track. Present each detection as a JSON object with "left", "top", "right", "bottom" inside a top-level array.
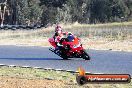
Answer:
[{"left": 0, "top": 45, "right": 132, "bottom": 75}]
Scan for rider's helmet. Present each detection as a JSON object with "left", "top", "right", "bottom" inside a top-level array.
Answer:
[
  {"left": 67, "top": 32, "right": 74, "bottom": 42},
  {"left": 55, "top": 25, "right": 62, "bottom": 34}
]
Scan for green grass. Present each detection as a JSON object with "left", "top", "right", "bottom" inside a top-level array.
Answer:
[
  {"left": 1, "top": 22, "right": 132, "bottom": 41},
  {"left": 0, "top": 66, "right": 75, "bottom": 81},
  {"left": 62, "top": 22, "right": 132, "bottom": 40},
  {"left": 0, "top": 66, "right": 132, "bottom": 88},
  {"left": 0, "top": 22, "right": 132, "bottom": 51}
]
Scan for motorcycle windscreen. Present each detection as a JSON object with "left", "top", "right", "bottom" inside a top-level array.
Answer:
[{"left": 72, "top": 37, "right": 80, "bottom": 46}]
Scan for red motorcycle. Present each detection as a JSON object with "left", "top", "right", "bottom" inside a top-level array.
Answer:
[{"left": 48, "top": 35, "right": 90, "bottom": 60}]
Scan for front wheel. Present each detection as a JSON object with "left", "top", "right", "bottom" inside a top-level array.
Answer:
[{"left": 82, "top": 50, "right": 90, "bottom": 60}]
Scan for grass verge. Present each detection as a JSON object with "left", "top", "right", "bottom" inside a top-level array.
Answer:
[
  {"left": 0, "top": 66, "right": 132, "bottom": 88},
  {"left": 0, "top": 22, "right": 132, "bottom": 51}
]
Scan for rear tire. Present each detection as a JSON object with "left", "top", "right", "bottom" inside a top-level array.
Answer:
[
  {"left": 62, "top": 56, "right": 68, "bottom": 60},
  {"left": 60, "top": 53, "right": 68, "bottom": 60}
]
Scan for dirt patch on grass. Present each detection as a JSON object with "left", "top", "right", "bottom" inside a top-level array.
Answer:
[
  {"left": 81, "top": 38, "right": 132, "bottom": 52},
  {"left": 0, "top": 76, "right": 66, "bottom": 88}
]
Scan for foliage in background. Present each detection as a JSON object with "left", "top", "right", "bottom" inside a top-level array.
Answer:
[
  {"left": 56, "top": 4, "right": 72, "bottom": 23},
  {"left": 4, "top": 0, "right": 132, "bottom": 25},
  {"left": 38, "top": 0, "right": 132, "bottom": 25},
  {"left": 16, "top": 0, "right": 42, "bottom": 25}
]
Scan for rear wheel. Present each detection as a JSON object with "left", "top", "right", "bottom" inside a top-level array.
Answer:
[
  {"left": 62, "top": 55, "right": 68, "bottom": 60},
  {"left": 82, "top": 50, "right": 90, "bottom": 60},
  {"left": 60, "top": 52, "right": 68, "bottom": 60}
]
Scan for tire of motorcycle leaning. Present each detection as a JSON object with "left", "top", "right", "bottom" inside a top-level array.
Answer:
[
  {"left": 82, "top": 50, "right": 90, "bottom": 60},
  {"left": 59, "top": 51, "right": 68, "bottom": 60}
]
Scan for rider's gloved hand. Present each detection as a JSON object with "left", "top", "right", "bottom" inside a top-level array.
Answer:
[{"left": 57, "top": 42, "right": 63, "bottom": 47}]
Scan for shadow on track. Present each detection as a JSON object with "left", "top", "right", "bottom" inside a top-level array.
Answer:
[{"left": 0, "top": 58, "right": 71, "bottom": 60}]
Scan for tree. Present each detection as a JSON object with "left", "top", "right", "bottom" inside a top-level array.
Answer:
[
  {"left": 89, "top": 0, "right": 112, "bottom": 23},
  {"left": 56, "top": 4, "right": 72, "bottom": 23},
  {"left": 110, "top": 0, "right": 129, "bottom": 21},
  {"left": 12, "top": 0, "right": 132, "bottom": 25},
  {"left": 124, "top": 0, "right": 132, "bottom": 21},
  {"left": 41, "top": 7, "right": 57, "bottom": 26},
  {"left": 17, "top": 0, "right": 42, "bottom": 25},
  {"left": 39, "top": 0, "right": 67, "bottom": 8},
  {"left": 66, "top": 0, "right": 84, "bottom": 23},
  {"left": 28, "top": 0, "right": 42, "bottom": 25},
  {"left": 17, "top": 0, "right": 30, "bottom": 24}
]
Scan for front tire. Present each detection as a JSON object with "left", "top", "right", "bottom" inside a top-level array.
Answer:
[{"left": 82, "top": 50, "right": 90, "bottom": 60}]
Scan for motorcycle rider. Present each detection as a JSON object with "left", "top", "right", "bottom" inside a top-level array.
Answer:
[
  {"left": 54, "top": 25, "right": 79, "bottom": 51},
  {"left": 49, "top": 25, "right": 90, "bottom": 60},
  {"left": 53, "top": 25, "right": 68, "bottom": 51}
]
